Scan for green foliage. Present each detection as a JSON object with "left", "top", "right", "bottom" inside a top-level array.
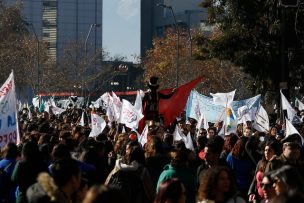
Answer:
[{"left": 198, "top": 0, "right": 303, "bottom": 89}]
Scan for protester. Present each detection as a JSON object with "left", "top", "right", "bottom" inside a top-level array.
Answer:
[
  {"left": 154, "top": 178, "right": 186, "bottom": 203},
  {"left": 157, "top": 148, "right": 196, "bottom": 203},
  {"left": 197, "top": 136, "right": 226, "bottom": 187},
  {"left": 12, "top": 141, "right": 49, "bottom": 203},
  {"left": 270, "top": 165, "right": 304, "bottom": 195},
  {"left": 248, "top": 140, "right": 282, "bottom": 202},
  {"left": 226, "top": 137, "right": 255, "bottom": 197},
  {"left": 197, "top": 166, "right": 246, "bottom": 203},
  {"left": 260, "top": 172, "right": 276, "bottom": 203},
  {"left": 0, "top": 143, "right": 19, "bottom": 202},
  {"left": 26, "top": 158, "right": 81, "bottom": 203},
  {"left": 106, "top": 141, "right": 155, "bottom": 203}
]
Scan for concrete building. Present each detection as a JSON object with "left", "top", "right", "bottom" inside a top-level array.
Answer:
[
  {"left": 7, "top": 0, "right": 102, "bottom": 61},
  {"left": 140, "top": 0, "right": 207, "bottom": 57}
]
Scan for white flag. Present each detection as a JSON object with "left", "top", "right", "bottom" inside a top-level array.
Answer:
[
  {"left": 100, "top": 92, "right": 111, "bottom": 105},
  {"left": 210, "top": 90, "right": 236, "bottom": 107},
  {"left": 285, "top": 118, "right": 304, "bottom": 145},
  {"left": 51, "top": 106, "right": 65, "bottom": 115},
  {"left": 0, "top": 71, "right": 19, "bottom": 148},
  {"left": 32, "top": 96, "right": 40, "bottom": 108},
  {"left": 185, "top": 132, "right": 194, "bottom": 150},
  {"left": 89, "top": 113, "right": 106, "bottom": 137},
  {"left": 134, "top": 90, "right": 144, "bottom": 113},
  {"left": 27, "top": 103, "right": 32, "bottom": 120},
  {"left": 119, "top": 99, "right": 144, "bottom": 129},
  {"left": 17, "top": 100, "right": 22, "bottom": 111},
  {"left": 296, "top": 98, "right": 304, "bottom": 111},
  {"left": 173, "top": 125, "right": 186, "bottom": 142},
  {"left": 253, "top": 105, "right": 270, "bottom": 132},
  {"left": 281, "top": 90, "right": 297, "bottom": 121},
  {"left": 80, "top": 111, "right": 85, "bottom": 126},
  {"left": 196, "top": 111, "right": 209, "bottom": 130},
  {"left": 112, "top": 92, "right": 122, "bottom": 121},
  {"left": 138, "top": 124, "right": 148, "bottom": 147}
]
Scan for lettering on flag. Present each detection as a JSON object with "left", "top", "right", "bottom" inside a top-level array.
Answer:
[
  {"left": 0, "top": 72, "right": 19, "bottom": 149},
  {"left": 89, "top": 113, "right": 106, "bottom": 137},
  {"left": 120, "top": 99, "right": 143, "bottom": 129}
]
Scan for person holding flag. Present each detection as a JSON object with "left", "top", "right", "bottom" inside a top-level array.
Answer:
[{"left": 142, "top": 76, "right": 175, "bottom": 127}]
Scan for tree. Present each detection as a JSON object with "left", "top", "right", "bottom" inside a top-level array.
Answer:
[
  {"left": 198, "top": 0, "right": 304, "bottom": 97},
  {"left": 142, "top": 28, "right": 254, "bottom": 99},
  {"left": 0, "top": 0, "right": 28, "bottom": 84}
]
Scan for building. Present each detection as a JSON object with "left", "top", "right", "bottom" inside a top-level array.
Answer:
[
  {"left": 7, "top": 0, "right": 102, "bottom": 61},
  {"left": 140, "top": 0, "right": 207, "bottom": 57}
]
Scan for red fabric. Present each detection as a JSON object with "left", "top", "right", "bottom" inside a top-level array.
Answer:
[{"left": 159, "top": 76, "right": 203, "bottom": 127}]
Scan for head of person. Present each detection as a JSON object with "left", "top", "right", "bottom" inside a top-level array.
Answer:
[
  {"left": 270, "top": 126, "right": 278, "bottom": 137},
  {"left": 125, "top": 141, "right": 145, "bottom": 165},
  {"left": 282, "top": 142, "right": 301, "bottom": 161},
  {"left": 1, "top": 142, "right": 19, "bottom": 159},
  {"left": 148, "top": 76, "right": 159, "bottom": 90},
  {"left": 170, "top": 149, "right": 188, "bottom": 168},
  {"left": 21, "top": 140, "right": 41, "bottom": 161},
  {"left": 204, "top": 136, "right": 224, "bottom": 167},
  {"left": 271, "top": 165, "right": 304, "bottom": 195},
  {"left": 261, "top": 172, "right": 276, "bottom": 200},
  {"left": 207, "top": 127, "right": 216, "bottom": 138},
  {"left": 264, "top": 140, "right": 282, "bottom": 161},
  {"left": 197, "top": 166, "right": 237, "bottom": 201},
  {"left": 83, "top": 185, "right": 126, "bottom": 203},
  {"left": 154, "top": 178, "right": 186, "bottom": 203},
  {"left": 199, "top": 128, "right": 207, "bottom": 137},
  {"left": 236, "top": 124, "right": 243, "bottom": 135},
  {"left": 51, "top": 143, "right": 71, "bottom": 161},
  {"left": 243, "top": 127, "right": 252, "bottom": 137},
  {"left": 231, "top": 137, "right": 248, "bottom": 159},
  {"left": 50, "top": 158, "right": 81, "bottom": 193}
]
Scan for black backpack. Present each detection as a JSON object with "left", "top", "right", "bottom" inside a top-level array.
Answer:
[
  {"left": 108, "top": 168, "right": 146, "bottom": 203},
  {"left": 0, "top": 162, "right": 13, "bottom": 198}
]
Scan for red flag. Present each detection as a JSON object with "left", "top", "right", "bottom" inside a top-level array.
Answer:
[{"left": 159, "top": 76, "right": 203, "bottom": 126}]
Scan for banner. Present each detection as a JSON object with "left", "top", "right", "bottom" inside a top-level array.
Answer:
[
  {"left": 186, "top": 90, "right": 261, "bottom": 123},
  {"left": 0, "top": 72, "right": 18, "bottom": 148}
]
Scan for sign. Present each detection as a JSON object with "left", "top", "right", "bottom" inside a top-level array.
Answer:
[
  {"left": 0, "top": 72, "right": 18, "bottom": 148},
  {"left": 186, "top": 90, "right": 261, "bottom": 123}
]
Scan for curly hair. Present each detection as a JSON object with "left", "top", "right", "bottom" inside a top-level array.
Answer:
[{"left": 197, "top": 166, "right": 237, "bottom": 201}]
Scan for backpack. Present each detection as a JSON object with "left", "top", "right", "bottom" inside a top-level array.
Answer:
[
  {"left": 0, "top": 162, "right": 13, "bottom": 197},
  {"left": 108, "top": 168, "right": 147, "bottom": 203}
]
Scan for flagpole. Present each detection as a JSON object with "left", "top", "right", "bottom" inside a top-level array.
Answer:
[{"left": 224, "top": 97, "right": 228, "bottom": 136}]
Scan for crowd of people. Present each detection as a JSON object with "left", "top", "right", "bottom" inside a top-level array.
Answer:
[{"left": 1, "top": 102, "right": 304, "bottom": 203}]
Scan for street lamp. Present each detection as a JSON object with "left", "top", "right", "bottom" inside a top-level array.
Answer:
[
  {"left": 157, "top": 3, "right": 180, "bottom": 87},
  {"left": 83, "top": 23, "right": 100, "bottom": 103},
  {"left": 84, "top": 23, "right": 101, "bottom": 55},
  {"left": 28, "top": 23, "right": 40, "bottom": 96}
]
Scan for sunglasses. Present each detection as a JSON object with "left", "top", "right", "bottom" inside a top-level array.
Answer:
[{"left": 261, "top": 182, "right": 272, "bottom": 189}]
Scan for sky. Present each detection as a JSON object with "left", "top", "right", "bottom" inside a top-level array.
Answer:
[{"left": 103, "top": 0, "right": 140, "bottom": 62}]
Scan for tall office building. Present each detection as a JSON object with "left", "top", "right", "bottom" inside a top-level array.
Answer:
[
  {"left": 141, "top": 0, "right": 207, "bottom": 57},
  {"left": 7, "top": 0, "right": 102, "bottom": 61}
]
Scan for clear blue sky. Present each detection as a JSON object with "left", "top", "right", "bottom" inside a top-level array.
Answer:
[{"left": 103, "top": 0, "right": 140, "bottom": 62}]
